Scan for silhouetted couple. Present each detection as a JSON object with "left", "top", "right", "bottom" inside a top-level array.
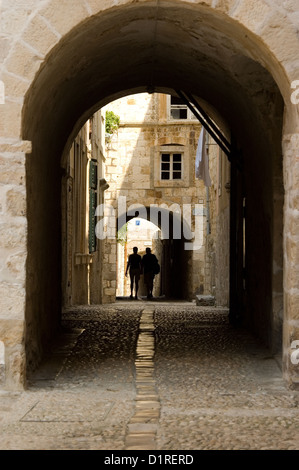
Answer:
[{"left": 125, "top": 247, "right": 159, "bottom": 300}]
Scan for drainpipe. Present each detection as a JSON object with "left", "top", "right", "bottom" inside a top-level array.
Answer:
[{"left": 206, "top": 186, "right": 210, "bottom": 236}]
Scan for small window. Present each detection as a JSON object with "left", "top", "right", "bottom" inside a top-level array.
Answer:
[
  {"left": 169, "top": 96, "right": 196, "bottom": 120},
  {"left": 160, "top": 153, "right": 182, "bottom": 180}
]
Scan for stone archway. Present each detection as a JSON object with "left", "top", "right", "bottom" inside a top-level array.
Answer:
[
  {"left": 0, "top": 0, "right": 298, "bottom": 389},
  {"left": 117, "top": 205, "right": 195, "bottom": 300}
]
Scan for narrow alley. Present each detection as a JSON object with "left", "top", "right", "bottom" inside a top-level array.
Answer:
[{"left": 0, "top": 300, "right": 298, "bottom": 451}]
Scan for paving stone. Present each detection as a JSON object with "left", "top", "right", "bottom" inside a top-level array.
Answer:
[
  {"left": 128, "top": 423, "right": 158, "bottom": 433},
  {"left": 125, "top": 434, "right": 156, "bottom": 446},
  {"left": 133, "top": 410, "right": 160, "bottom": 418},
  {"left": 126, "top": 445, "right": 155, "bottom": 450},
  {"left": 136, "top": 395, "right": 159, "bottom": 401},
  {"left": 130, "top": 417, "right": 159, "bottom": 424}
]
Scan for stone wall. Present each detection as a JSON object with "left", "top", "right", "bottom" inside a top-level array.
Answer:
[
  {"left": 283, "top": 132, "right": 299, "bottom": 387},
  {"left": 0, "top": 0, "right": 298, "bottom": 388},
  {"left": 0, "top": 138, "right": 31, "bottom": 389},
  {"left": 205, "top": 140, "right": 230, "bottom": 307},
  {"left": 63, "top": 111, "right": 108, "bottom": 307}
]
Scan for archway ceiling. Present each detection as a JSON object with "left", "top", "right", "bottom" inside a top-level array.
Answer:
[{"left": 23, "top": 2, "right": 283, "bottom": 153}]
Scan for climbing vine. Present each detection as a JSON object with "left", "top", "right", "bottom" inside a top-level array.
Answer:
[
  {"left": 105, "top": 110, "right": 120, "bottom": 135},
  {"left": 117, "top": 223, "right": 128, "bottom": 246}
]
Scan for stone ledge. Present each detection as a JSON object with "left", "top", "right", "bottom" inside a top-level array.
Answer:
[
  {"left": 196, "top": 295, "right": 216, "bottom": 306},
  {"left": 74, "top": 253, "right": 93, "bottom": 265}
]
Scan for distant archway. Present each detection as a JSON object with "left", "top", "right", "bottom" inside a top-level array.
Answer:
[{"left": 117, "top": 205, "right": 194, "bottom": 300}]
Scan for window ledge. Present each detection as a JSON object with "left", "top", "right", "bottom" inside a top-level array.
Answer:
[
  {"left": 74, "top": 253, "right": 94, "bottom": 265},
  {"left": 155, "top": 179, "right": 189, "bottom": 188}
]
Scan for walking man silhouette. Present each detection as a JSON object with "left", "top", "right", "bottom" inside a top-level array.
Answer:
[
  {"left": 125, "top": 246, "right": 142, "bottom": 299},
  {"left": 142, "top": 247, "right": 159, "bottom": 299}
]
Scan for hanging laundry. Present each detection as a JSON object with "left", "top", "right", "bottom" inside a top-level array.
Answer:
[{"left": 195, "top": 126, "right": 211, "bottom": 187}]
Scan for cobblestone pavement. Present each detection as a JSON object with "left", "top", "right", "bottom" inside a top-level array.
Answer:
[{"left": 0, "top": 300, "right": 298, "bottom": 450}]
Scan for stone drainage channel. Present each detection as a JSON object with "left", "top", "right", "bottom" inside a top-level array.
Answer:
[{"left": 125, "top": 308, "right": 159, "bottom": 450}]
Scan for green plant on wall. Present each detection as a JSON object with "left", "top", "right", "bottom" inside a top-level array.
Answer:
[
  {"left": 117, "top": 223, "right": 127, "bottom": 246},
  {"left": 105, "top": 110, "right": 120, "bottom": 136}
]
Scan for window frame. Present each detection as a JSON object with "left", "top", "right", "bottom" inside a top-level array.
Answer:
[
  {"left": 168, "top": 95, "right": 196, "bottom": 121},
  {"left": 154, "top": 144, "right": 190, "bottom": 188},
  {"left": 160, "top": 151, "right": 183, "bottom": 181}
]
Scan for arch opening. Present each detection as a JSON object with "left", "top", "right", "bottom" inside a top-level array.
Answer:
[
  {"left": 22, "top": 2, "right": 284, "bottom": 379},
  {"left": 116, "top": 206, "right": 194, "bottom": 301}
]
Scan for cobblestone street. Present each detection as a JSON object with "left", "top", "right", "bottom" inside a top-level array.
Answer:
[{"left": 0, "top": 301, "right": 298, "bottom": 451}]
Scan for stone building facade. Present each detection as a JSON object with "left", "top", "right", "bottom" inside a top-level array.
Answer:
[
  {"left": 65, "top": 91, "right": 230, "bottom": 305},
  {"left": 103, "top": 93, "right": 205, "bottom": 301},
  {"left": 0, "top": 0, "right": 298, "bottom": 390},
  {"left": 62, "top": 111, "right": 108, "bottom": 307},
  {"left": 102, "top": 92, "right": 230, "bottom": 304}
]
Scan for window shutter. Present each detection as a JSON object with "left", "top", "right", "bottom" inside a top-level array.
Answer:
[
  {"left": 89, "top": 159, "right": 97, "bottom": 253},
  {"left": 89, "top": 159, "right": 97, "bottom": 189}
]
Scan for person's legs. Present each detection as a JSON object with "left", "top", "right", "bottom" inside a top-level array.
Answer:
[
  {"left": 130, "top": 273, "right": 134, "bottom": 298},
  {"left": 149, "top": 274, "right": 154, "bottom": 298},
  {"left": 130, "top": 269, "right": 140, "bottom": 299},
  {"left": 144, "top": 273, "right": 151, "bottom": 298},
  {"left": 144, "top": 273, "right": 154, "bottom": 299},
  {"left": 135, "top": 279, "right": 139, "bottom": 299}
]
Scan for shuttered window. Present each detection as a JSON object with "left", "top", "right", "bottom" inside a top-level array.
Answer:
[{"left": 89, "top": 159, "right": 97, "bottom": 253}]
